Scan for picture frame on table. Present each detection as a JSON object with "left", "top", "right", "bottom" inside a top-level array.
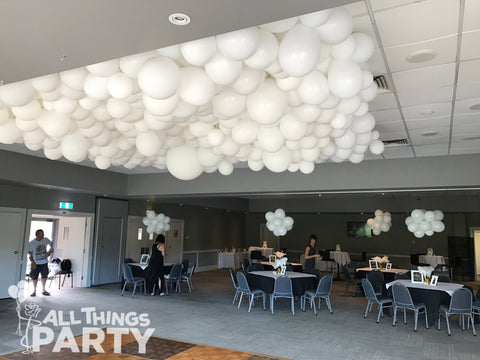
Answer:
[
  {"left": 430, "top": 275, "right": 438, "bottom": 286},
  {"left": 139, "top": 254, "right": 150, "bottom": 265},
  {"left": 269, "top": 255, "right": 276, "bottom": 263},
  {"left": 411, "top": 270, "right": 424, "bottom": 284},
  {"left": 369, "top": 260, "right": 378, "bottom": 269},
  {"left": 386, "top": 262, "right": 392, "bottom": 270}
]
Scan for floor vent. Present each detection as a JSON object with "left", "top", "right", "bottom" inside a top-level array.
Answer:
[
  {"left": 382, "top": 138, "right": 408, "bottom": 147},
  {"left": 373, "top": 75, "right": 390, "bottom": 92}
]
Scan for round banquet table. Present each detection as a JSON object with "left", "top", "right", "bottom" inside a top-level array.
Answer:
[{"left": 247, "top": 271, "right": 317, "bottom": 297}]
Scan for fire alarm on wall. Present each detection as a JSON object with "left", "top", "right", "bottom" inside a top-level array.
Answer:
[{"left": 174, "top": 230, "right": 178, "bottom": 238}]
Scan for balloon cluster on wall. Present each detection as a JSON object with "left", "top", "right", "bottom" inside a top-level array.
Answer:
[
  {"left": 366, "top": 209, "right": 392, "bottom": 235},
  {"left": 0, "top": 7, "right": 383, "bottom": 180},
  {"left": 405, "top": 209, "right": 445, "bottom": 238},
  {"left": 142, "top": 210, "right": 171, "bottom": 234},
  {"left": 265, "top": 208, "right": 294, "bottom": 237}
]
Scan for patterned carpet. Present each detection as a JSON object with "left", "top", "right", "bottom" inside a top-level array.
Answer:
[{"left": 0, "top": 329, "right": 288, "bottom": 360}]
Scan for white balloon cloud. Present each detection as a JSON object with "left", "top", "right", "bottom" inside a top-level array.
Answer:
[
  {"left": 265, "top": 208, "right": 294, "bottom": 237},
  {"left": 366, "top": 209, "right": 392, "bottom": 236},
  {"left": 405, "top": 209, "right": 445, "bottom": 238},
  {"left": 0, "top": 6, "right": 382, "bottom": 180},
  {"left": 142, "top": 210, "right": 171, "bottom": 234}
]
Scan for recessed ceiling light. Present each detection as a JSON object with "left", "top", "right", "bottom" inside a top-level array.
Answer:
[
  {"left": 420, "top": 109, "right": 434, "bottom": 115},
  {"left": 406, "top": 49, "right": 437, "bottom": 63},
  {"left": 318, "top": 194, "right": 322, "bottom": 197},
  {"left": 421, "top": 131, "right": 439, "bottom": 137},
  {"left": 469, "top": 103, "right": 480, "bottom": 111},
  {"left": 169, "top": 13, "right": 191, "bottom": 26},
  {"left": 463, "top": 136, "right": 480, "bottom": 141}
]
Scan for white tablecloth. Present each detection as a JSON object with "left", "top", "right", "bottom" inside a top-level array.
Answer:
[
  {"left": 248, "top": 247, "right": 274, "bottom": 258},
  {"left": 356, "top": 267, "right": 409, "bottom": 274},
  {"left": 330, "top": 251, "right": 351, "bottom": 266},
  {"left": 218, "top": 252, "right": 248, "bottom": 269},
  {"left": 128, "top": 262, "right": 148, "bottom": 270},
  {"left": 419, "top": 255, "right": 445, "bottom": 267},
  {"left": 249, "top": 270, "right": 316, "bottom": 280},
  {"left": 386, "top": 279, "right": 463, "bottom": 296}
]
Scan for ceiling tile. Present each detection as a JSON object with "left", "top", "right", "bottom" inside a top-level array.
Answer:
[
  {"left": 405, "top": 116, "right": 451, "bottom": 130},
  {"left": 375, "top": 121, "right": 406, "bottom": 133},
  {"left": 369, "top": 0, "right": 427, "bottom": 12},
  {"left": 454, "top": 98, "right": 480, "bottom": 115},
  {"left": 392, "top": 63, "right": 455, "bottom": 93},
  {"left": 409, "top": 129, "right": 449, "bottom": 145},
  {"left": 374, "top": 0, "right": 459, "bottom": 47},
  {"left": 343, "top": 1, "right": 368, "bottom": 16},
  {"left": 397, "top": 85, "right": 454, "bottom": 107},
  {"left": 450, "top": 147, "right": 480, "bottom": 155},
  {"left": 460, "top": 30, "right": 480, "bottom": 61},
  {"left": 382, "top": 146, "right": 414, "bottom": 159},
  {"left": 451, "top": 134, "right": 480, "bottom": 148},
  {"left": 414, "top": 143, "right": 449, "bottom": 157},
  {"left": 384, "top": 35, "right": 457, "bottom": 72},
  {"left": 364, "top": 153, "right": 384, "bottom": 160},
  {"left": 378, "top": 130, "right": 409, "bottom": 140},
  {"left": 457, "top": 59, "right": 480, "bottom": 85},
  {"left": 456, "top": 82, "right": 480, "bottom": 101},
  {"left": 463, "top": 0, "right": 480, "bottom": 32},
  {"left": 402, "top": 102, "right": 451, "bottom": 120},
  {"left": 371, "top": 108, "right": 403, "bottom": 123},
  {"left": 452, "top": 113, "right": 480, "bottom": 126},
  {"left": 369, "top": 92, "right": 398, "bottom": 111}
]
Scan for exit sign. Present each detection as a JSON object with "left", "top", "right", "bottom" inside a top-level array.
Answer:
[{"left": 59, "top": 202, "right": 73, "bottom": 210}]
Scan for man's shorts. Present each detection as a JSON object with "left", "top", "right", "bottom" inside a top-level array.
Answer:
[{"left": 30, "top": 263, "right": 49, "bottom": 280}]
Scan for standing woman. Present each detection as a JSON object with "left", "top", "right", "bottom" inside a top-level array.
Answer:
[
  {"left": 304, "top": 234, "right": 320, "bottom": 274},
  {"left": 146, "top": 234, "right": 166, "bottom": 296}
]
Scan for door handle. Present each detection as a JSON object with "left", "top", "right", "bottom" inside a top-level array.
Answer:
[{"left": 14, "top": 251, "right": 18, "bottom": 254}]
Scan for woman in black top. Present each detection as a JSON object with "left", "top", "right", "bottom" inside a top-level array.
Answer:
[
  {"left": 146, "top": 234, "right": 166, "bottom": 296},
  {"left": 304, "top": 234, "right": 320, "bottom": 273}
]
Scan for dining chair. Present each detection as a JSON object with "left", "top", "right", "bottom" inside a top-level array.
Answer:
[
  {"left": 301, "top": 274, "right": 333, "bottom": 315},
  {"left": 366, "top": 270, "right": 385, "bottom": 296},
  {"left": 342, "top": 265, "right": 362, "bottom": 296},
  {"left": 181, "top": 258, "right": 190, "bottom": 276},
  {"left": 270, "top": 275, "right": 295, "bottom": 315},
  {"left": 392, "top": 283, "right": 428, "bottom": 331},
  {"left": 180, "top": 263, "right": 196, "bottom": 292},
  {"left": 438, "top": 287, "right": 476, "bottom": 336},
  {"left": 236, "top": 272, "right": 266, "bottom": 312},
  {"left": 229, "top": 267, "right": 241, "bottom": 305},
  {"left": 164, "top": 263, "right": 183, "bottom": 295},
  {"left": 361, "top": 278, "right": 392, "bottom": 323},
  {"left": 394, "top": 271, "right": 410, "bottom": 280},
  {"left": 121, "top": 264, "right": 146, "bottom": 298},
  {"left": 247, "top": 263, "right": 264, "bottom": 272}
]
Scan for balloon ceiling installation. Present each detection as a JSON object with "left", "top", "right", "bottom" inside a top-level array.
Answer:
[
  {"left": 366, "top": 209, "right": 392, "bottom": 235},
  {"left": 265, "top": 208, "right": 294, "bottom": 237},
  {"left": 405, "top": 209, "right": 445, "bottom": 238},
  {"left": 0, "top": 7, "right": 383, "bottom": 180},
  {"left": 142, "top": 210, "right": 171, "bottom": 234}
]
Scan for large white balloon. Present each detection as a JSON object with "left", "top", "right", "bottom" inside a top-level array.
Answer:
[
  {"left": 136, "top": 131, "right": 161, "bottom": 157},
  {"left": 166, "top": 145, "right": 204, "bottom": 180},
  {"left": 180, "top": 37, "right": 217, "bottom": 66},
  {"left": 316, "top": 7, "right": 353, "bottom": 44},
  {"left": 328, "top": 60, "right": 363, "bottom": 99},
  {"left": 216, "top": 27, "right": 260, "bottom": 61},
  {"left": 257, "top": 126, "right": 284, "bottom": 152},
  {"left": 297, "top": 71, "right": 329, "bottom": 105},
  {"left": 278, "top": 24, "right": 321, "bottom": 77},
  {"left": 137, "top": 57, "right": 180, "bottom": 99},
  {"left": 247, "top": 80, "right": 287, "bottom": 124},
  {"left": 178, "top": 67, "right": 215, "bottom": 106},
  {"left": 244, "top": 30, "right": 278, "bottom": 70},
  {"left": 61, "top": 131, "right": 89, "bottom": 162},
  {"left": 213, "top": 89, "right": 246, "bottom": 117},
  {"left": 0, "top": 81, "right": 36, "bottom": 107},
  {"left": 204, "top": 53, "right": 243, "bottom": 85},
  {"left": 232, "top": 118, "right": 258, "bottom": 144},
  {"left": 263, "top": 146, "right": 292, "bottom": 173}
]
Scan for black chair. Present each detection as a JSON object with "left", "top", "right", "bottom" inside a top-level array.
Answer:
[
  {"left": 437, "top": 274, "right": 451, "bottom": 283},
  {"left": 342, "top": 265, "right": 362, "bottom": 296},
  {"left": 250, "top": 250, "right": 266, "bottom": 262},
  {"left": 366, "top": 270, "right": 385, "bottom": 296},
  {"left": 247, "top": 263, "right": 264, "bottom": 272},
  {"left": 394, "top": 271, "right": 410, "bottom": 280},
  {"left": 242, "top": 258, "right": 250, "bottom": 271},
  {"left": 181, "top": 258, "right": 190, "bottom": 275}
]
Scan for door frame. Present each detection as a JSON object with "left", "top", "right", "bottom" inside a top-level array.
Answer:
[
  {"left": 25, "top": 209, "right": 94, "bottom": 287},
  {"left": 165, "top": 219, "right": 184, "bottom": 265}
]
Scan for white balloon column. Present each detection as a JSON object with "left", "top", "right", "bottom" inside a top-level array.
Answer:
[
  {"left": 405, "top": 209, "right": 445, "bottom": 238},
  {"left": 265, "top": 208, "right": 294, "bottom": 237},
  {"left": 366, "top": 209, "right": 392, "bottom": 235},
  {"left": 0, "top": 7, "right": 383, "bottom": 180},
  {"left": 142, "top": 210, "right": 171, "bottom": 234}
]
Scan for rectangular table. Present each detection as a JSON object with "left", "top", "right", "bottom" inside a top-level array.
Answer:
[
  {"left": 218, "top": 252, "right": 248, "bottom": 269},
  {"left": 260, "top": 261, "right": 303, "bottom": 272},
  {"left": 247, "top": 271, "right": 317, "bottom": 297},
  {"left": 356, "top": 267, "right": 409, "bottom": 274},
  {"left": 386, "top": 279, "right": 464, "bottom": 326},
  {"left": 419, "top": 255, "right": 445, "bottom": 268}
]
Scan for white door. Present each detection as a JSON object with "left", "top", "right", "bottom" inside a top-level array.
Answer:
[
  {"left": 164, "top": 219, "right": 184, "bottom": 265},
  {"left": 0, "top": 208, "right": 26, "bottom": 299}
]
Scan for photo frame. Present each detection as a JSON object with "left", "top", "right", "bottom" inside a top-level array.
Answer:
[
  {"left": 269, "top": 255, "right": 276, "bottom": 263},
  {"left": 369, "top": 260, "right": 378, "bottom": 269},
  {"left": 411, "top": 270, "right": 424, "bottom": 284},
  {"left": 386, "top": 262, "right": 392, "bottom": 270},
  {"left": 430, "top": 275, "right": 438, "bottom": 286},
  {"left": 139, "top": 254, "right": 150, "bottom": 265}
]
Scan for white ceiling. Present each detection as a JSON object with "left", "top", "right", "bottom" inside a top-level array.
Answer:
[{"left": 0, "top": 0, "right": 479, "bottom": 173}]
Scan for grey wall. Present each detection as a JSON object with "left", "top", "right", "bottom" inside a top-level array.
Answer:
[{"left": 128, "top": 200, "right": 246, "bottom": 251}]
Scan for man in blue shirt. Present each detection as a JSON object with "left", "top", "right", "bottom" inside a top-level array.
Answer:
[{"left": 28, "top": 229, "right": 53, "bottom": 296}]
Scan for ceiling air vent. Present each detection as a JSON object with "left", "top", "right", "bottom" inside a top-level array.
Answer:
[
  {"left": 373, "top": 75, "right": 390, "bottom": 93},
  {"left": 382, "top": 138, "right": 408, "bottom": 147}
]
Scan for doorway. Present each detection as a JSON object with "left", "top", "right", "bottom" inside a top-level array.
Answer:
[
  {"left": 164, "top": 219, "right": 184, "bottom": 265},
  {"left": 25, "top": 210, "right": 94, "bottom": 288}
]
